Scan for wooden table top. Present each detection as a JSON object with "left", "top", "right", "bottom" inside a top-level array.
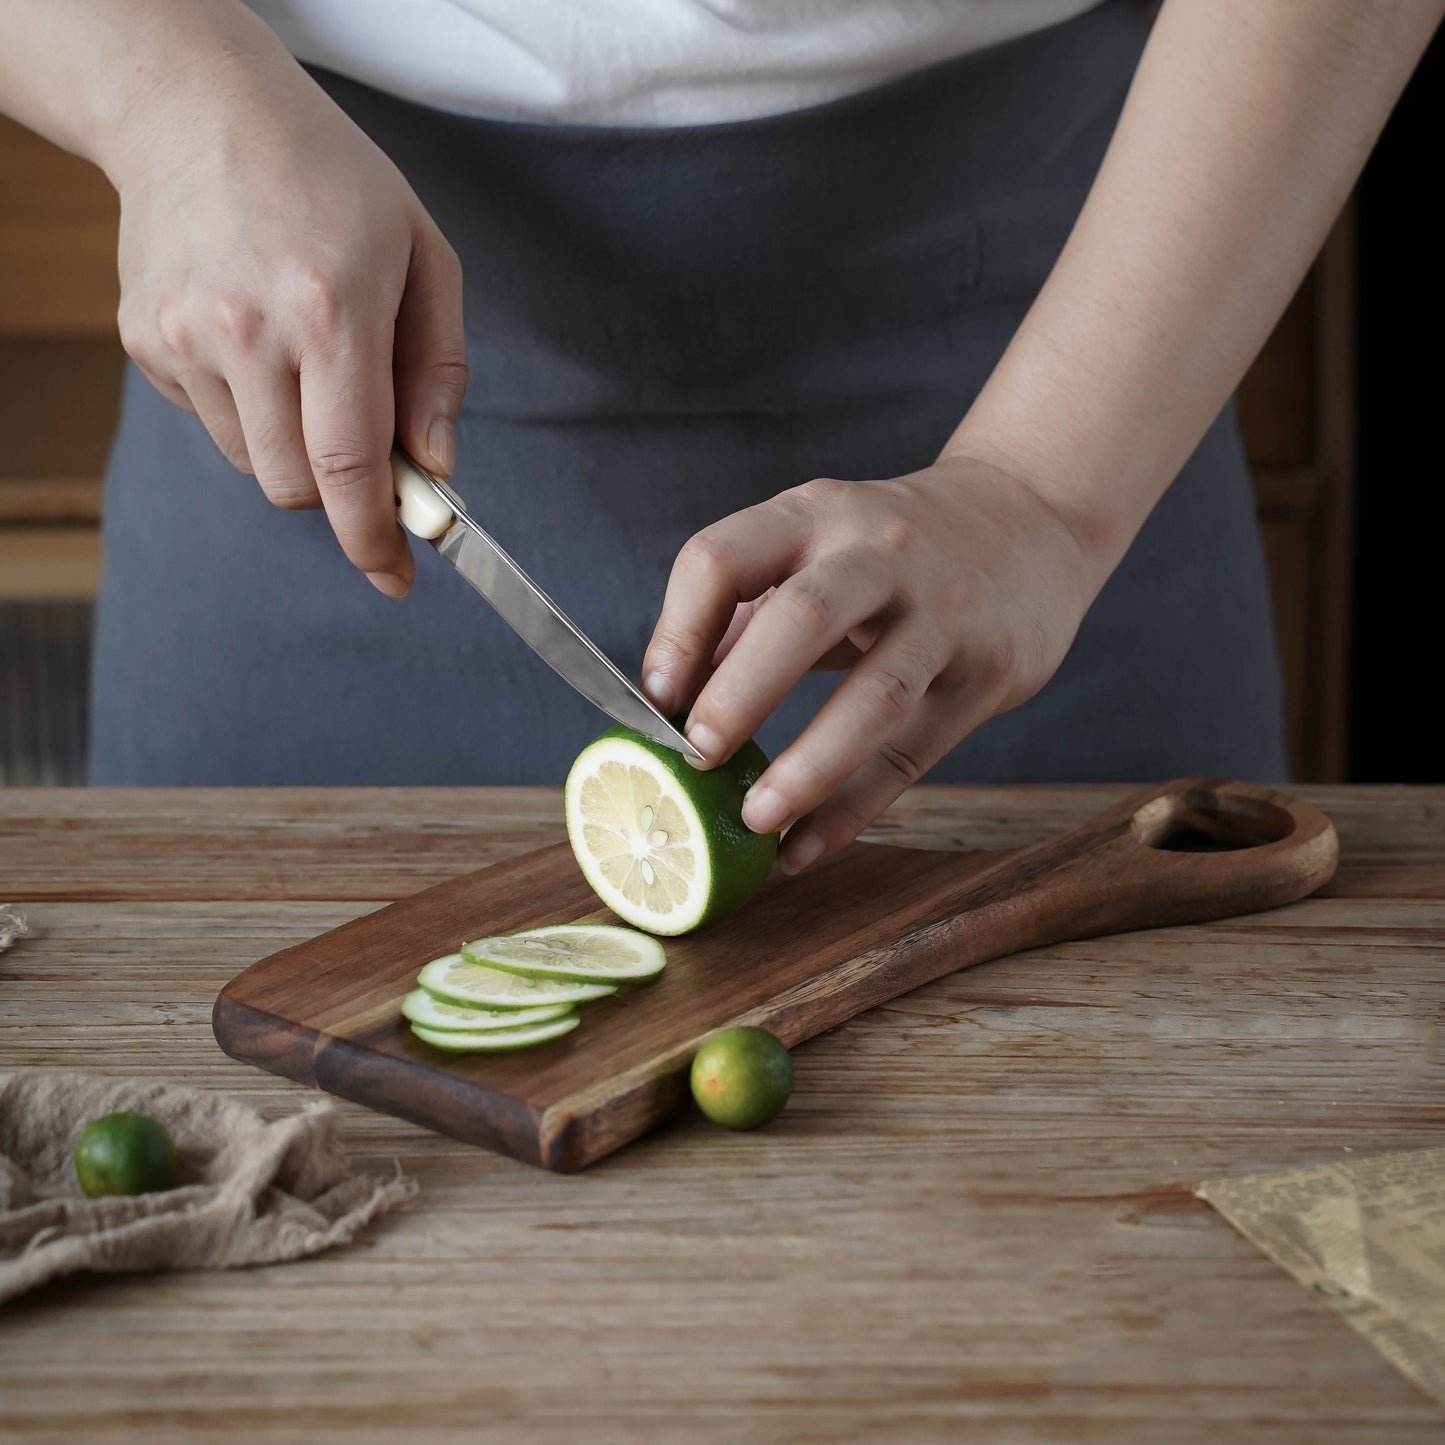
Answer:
[{"left": 1, "top": 784, "right": 1442, "bottom": 1444}]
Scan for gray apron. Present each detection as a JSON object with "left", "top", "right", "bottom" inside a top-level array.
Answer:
[{"left": 89, "top": 0, "right": 1287, "bottom": 786}]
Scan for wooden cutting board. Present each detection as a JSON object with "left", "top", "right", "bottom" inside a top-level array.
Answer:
[{"left": 213, "top": 779, "right": 1337, "bottom": 1171}]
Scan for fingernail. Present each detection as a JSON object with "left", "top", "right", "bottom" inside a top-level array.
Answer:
[
  {"left": 426, "top": 417, "right": 455, "bottom": 476},
  {"left": 742, "top": 785, "right": 790, "bottom": 835},
  {"left": 780, "top": 829, "right": 825, "bottom": 876},
  {"left": 366, "top": 569, "right": 411, "bottom": 599},
  {"left": 685, "top": 723, "right": 723, "bottom": 768},
  {"left": 643, "top": 671, "right": 675, "bottom": 714}
]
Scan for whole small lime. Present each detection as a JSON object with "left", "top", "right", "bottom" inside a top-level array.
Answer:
[
  {"left": 73, "top": 1112, "right": 177, "bottom": 1199},
  {"left": 690, "top": 1026, "right": 794, "bottom": 1130}
]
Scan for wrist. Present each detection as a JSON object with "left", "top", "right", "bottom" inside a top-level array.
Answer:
[
  {"left": 95, "top": 7, "right": 297, "bottom": 188},
  {"left": 937, "top": 417, "right": 1138, "bottom": 594}
]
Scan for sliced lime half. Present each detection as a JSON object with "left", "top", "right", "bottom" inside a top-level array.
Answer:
[{"left": 564, "top": 725, "right": 777, "bottom": 936}]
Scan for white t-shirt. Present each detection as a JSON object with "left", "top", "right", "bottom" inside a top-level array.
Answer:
[{"left": 246, "top": 1, "right": 1101, "bottom": 126}]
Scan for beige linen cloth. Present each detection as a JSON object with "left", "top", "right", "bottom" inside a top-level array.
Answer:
[{"left": 0, "top": 1070, "right": 417, "bottom": 1305}]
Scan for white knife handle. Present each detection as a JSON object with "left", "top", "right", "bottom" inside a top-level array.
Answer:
[{"left": 392, "top": 450, "right": 456, "bottom": 541}]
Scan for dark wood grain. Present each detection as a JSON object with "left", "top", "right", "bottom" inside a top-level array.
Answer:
[
  {"left": 214, "top": 779, "right": 1338, "bottom": 1170},
  {"left": 4, "top": 784, "right": 1441, "bottom": 1443}
]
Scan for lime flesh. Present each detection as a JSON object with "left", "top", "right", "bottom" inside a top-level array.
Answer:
[
  {"left": 462, "top": 924, "right": 666, "bottom": 984},
  {"left": 564, "top": 725, "right": 778, "bottom": 936},
  {"left": 418, "top": 952, "right": 616, "bottom": 1010}
]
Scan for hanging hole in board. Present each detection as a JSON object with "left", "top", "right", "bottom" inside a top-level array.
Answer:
[{"left": 1130, "top": 788, "right": 1296, "bottom": 853}]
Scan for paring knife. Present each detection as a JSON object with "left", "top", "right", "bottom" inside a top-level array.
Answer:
[{"left": 392, "top": 449, "right": 703, "bottom": 762}]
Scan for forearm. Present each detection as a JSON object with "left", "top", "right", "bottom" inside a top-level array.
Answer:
[
  {"left": 946, "top": 0, "right": 1442, "bottom": 575},
  {"left": 0, "top": 0, "right": 296, "bottom": 182}
]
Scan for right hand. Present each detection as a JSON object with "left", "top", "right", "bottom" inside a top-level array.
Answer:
[{"left": 110, "top": 51, "right": 467, "bottom": 596}]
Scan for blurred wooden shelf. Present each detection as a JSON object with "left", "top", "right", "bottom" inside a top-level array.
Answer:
[
  {"left": 0, "top": 476, "right": 104, "bottom": 524},
  {"left": 0, "top": 116, "right": 1357, "bottom": 780},
  {"left": 0, "top": 117, "right": 120, "bottom": 337},
  {"left": 0, "top": 527, "right": 102, "bottom": 600}
]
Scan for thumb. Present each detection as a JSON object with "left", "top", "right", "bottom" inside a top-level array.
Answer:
[{"left": 394, "top": 227, "right": 468, "bottom": 476}]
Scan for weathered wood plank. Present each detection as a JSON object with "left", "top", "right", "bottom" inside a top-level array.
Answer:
[
  {"left": 0, "top": 787, "right": 1441, "bottom": 1441},
  {"left": 2, "top": 785, "right": 1440, "bottom": 901}
]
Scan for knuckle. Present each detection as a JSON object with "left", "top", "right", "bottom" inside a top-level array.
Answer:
[
  {"left": 775, "top": 579, "right": 835, "bottom": 633},
  {"left": 115, "top": 300, "right": 152, "bottom": 363},
  {"left": 309, "top": 442, "right": 382, "bottom": 491},
  {"left": 645, "top": 625, "right": 696, "bottom": 672},
  {"left": 678, "top": 530, "right": 733, "bottom": 584},
  {"left": 860, "top": 665, "right": 919, "bottom": 720},
  {"left": 876, "top": 738, "right": 926, "bottom": 787},
  {"left": 260, "top": 478, "right": 320, "bottom": 511},
  {"left": 292, "top": 264, "right": 346, "bottom": 331},
  {"left": 212, "top": 292, "right": 265, "bottom": 353},
  {"left": 154, "top": 300, "right": 195, "bottom": 363},
  {"left": 873, "top": 515, "right": 917, "bottom": 564},
  {"left": 426, "top": 353, "right": 470, "bottom": 402},
  {"left": 974, "top": 632, "right": 1019, "bottom": 690},
  {"left": 796, "top": 475, "right": 848, "bottom": 510}
]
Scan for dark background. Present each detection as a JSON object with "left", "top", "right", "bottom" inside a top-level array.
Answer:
[{"left": 1351, "top": 22, "right": 1442, "bottom": 781}]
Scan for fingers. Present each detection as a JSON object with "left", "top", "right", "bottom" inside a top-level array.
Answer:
[
  {"left": 642, "top": 498, "right": 813, "bottom": 719},
  {"left": 393, "top": 230, "right": 468, "bottom": 477},
  {"left": 773, "top": 685, "right": 988, "bottom": 874},
  {"left": 738, "top": 620, "right": 944, "bottom": 835},
  {"left": 684, "top": 551, "right": 894, "bottom": 767},
  {"left": 298, "top": 323, "right": 413, "bottom": 596},
  {"left": 174, "top": 370, "right": 251, "bottom": 473},
  {"left": 228, "top": 365, "right": 320, "bottom": 510}
]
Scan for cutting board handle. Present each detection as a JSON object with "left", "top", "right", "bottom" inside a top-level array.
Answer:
[{"left": 923, "top": 778, "right": 1338, "bottom": 967}]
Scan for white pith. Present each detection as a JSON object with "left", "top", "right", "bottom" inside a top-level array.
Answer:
[{"left": 564, "top": 737, "right": 711, "bottom": 932}]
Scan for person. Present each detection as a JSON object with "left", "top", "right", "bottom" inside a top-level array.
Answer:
[{"left": 2, "top": 1, "right": 1437, "bottom": 875}]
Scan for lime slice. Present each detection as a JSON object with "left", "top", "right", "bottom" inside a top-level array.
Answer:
[
  {"left": 417, "top": 952, "right": 616, "bottom": 1010},
  {"left": 400, "top": 989, "right": 574, "bottom": 1033},
  {"left": 564, "top": 724, "right": 779, "bottom": 936},
  {"left": 411, "top": 1013, "right": 580, "bottom": 1053},
  {"left": 461, "top": 923, "right": 666, "bottom": 984}
]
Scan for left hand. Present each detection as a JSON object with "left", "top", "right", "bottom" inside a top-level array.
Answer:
[{"left": 640, "top": 455, "right": 1106, "bottom": 874}]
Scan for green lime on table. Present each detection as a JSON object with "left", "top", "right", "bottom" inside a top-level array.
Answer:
[
  {"left": 690, "top": 1026, "right": 794, "bottom": 1130},
  {"left": 73, "top": 1112, "right": 177, "bottom": 1199},
  {"left": 564, "top": 723, "right": 779, "bottom": 936}
]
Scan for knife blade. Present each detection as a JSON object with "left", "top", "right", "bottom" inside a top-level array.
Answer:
[{"left": 392, "top": 450, "right": 703, "bottom": 762}]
